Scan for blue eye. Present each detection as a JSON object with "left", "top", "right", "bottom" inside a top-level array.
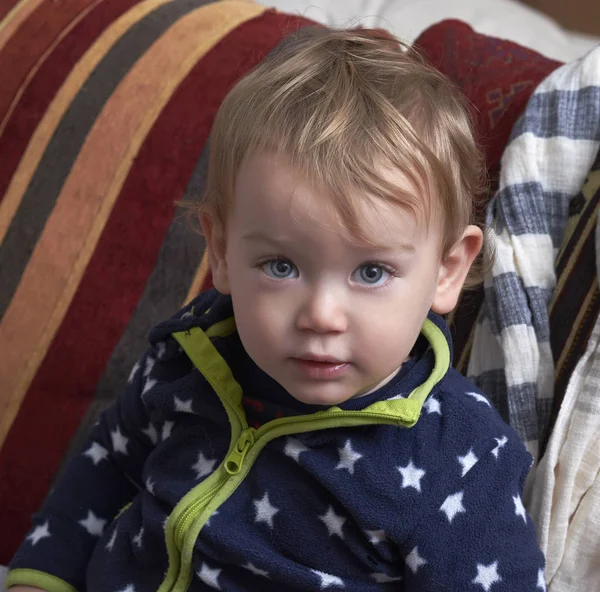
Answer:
[
  {"left": 354, "top": 264, "right": 391, "bottom": 286},
  {"left": 262, "top": 259, "right": 298, "bottom": 279}
]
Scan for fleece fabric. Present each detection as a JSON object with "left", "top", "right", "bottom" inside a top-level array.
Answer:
[{"left": 9, "top": 289, "right": 545, "bottom": 592}]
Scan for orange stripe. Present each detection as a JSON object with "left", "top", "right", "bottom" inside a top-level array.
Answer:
[
  {"left": 0, "top": 0, "right": 176, "bottom": 247},
  {"left": 0, "top": 1, "right": 265, "bottom": 446},
  {"left": 0, "top": 0, "right": 45, "bottom": 53},
  {"left": 185, "top": 251, "right": 211, "bottom": 305},
  {"left": 0, "top": 0, "right": 105, "bottom": 140}
]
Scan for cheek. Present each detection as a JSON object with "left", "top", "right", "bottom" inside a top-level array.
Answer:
[
  {"left": 230, "top": 284, "right": 290, "bottom": 350},
  {"left": 351, "top": 302, "right": 421, "bottom": 358}
]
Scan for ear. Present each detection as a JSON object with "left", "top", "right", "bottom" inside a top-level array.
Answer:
[
  {"left": 431, "top": 225, "right": 483, "bottom": 314},
  {"left": 199, "top": 212, "right": 231, "bottom": 294}
]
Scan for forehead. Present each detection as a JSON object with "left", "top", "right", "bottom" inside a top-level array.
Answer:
[{"left": 232, "top": 153, "right": 429, "bottom": 249}]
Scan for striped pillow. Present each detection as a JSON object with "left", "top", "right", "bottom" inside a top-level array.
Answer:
[
  {"left": 415, "top": 20, "right": 562, "bottom": 372},
  {"left": 0, "top": 0, "right": 315, "bottom": 563}
]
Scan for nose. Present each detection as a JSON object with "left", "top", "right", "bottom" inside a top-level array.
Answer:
[{"left": 295, "top": 285, "right": 348, "bottom": 334}]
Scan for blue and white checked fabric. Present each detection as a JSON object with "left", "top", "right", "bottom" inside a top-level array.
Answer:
[{"left": 468, "top": 46, "right": 600, "bottom": 479}]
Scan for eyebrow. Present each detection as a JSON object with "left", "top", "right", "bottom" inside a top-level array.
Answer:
[
  {"left": 363, "top": 241, "right": 416, "bottom": 254},
  {"left": 242, "top": 231, "right": 415, "bottom": 254},
  {"left": 242, "top": 231, "right": 291, "bottom": 245}
]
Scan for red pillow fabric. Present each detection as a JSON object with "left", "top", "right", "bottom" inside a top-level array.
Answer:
[{"left": 415, "top": 19, "right": 562, "bottom": 370}]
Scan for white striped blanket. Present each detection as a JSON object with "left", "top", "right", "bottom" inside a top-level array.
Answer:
[{"left": 467, "top": 45, "right": 600, "bottom": 481}]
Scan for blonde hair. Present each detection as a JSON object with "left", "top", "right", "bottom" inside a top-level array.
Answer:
[{"left": 199, "top": 27, "right": 488, "bottom": 286}]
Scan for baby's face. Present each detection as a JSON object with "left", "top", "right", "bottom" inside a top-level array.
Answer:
[{"left": 218, "top": 153, "right": 446, "bottom": 406}]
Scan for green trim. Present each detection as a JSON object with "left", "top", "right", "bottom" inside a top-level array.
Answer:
[
  {"left": 161, "top": 326, "right": 249, "bottom": 592},
  {"left": 204, "top": 317, "right": 236, "bottom": 339},
  {"left": 363, "top": 318, "right": 450, "bottom": 420},
  {"left": 173, "top": 327, "right": 244, "bottom": 417},
  {"left": 6, "top": 569, "right": 78, "bottom": 592},
  {"left": 158, "top": 314, "right": 451, "bottom": 592},
  {"left": 114, "top": 501, "right": 132, "bottom": 520}
]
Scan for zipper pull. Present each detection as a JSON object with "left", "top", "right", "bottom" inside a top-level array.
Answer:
[{"left": 225, "top": 428, "right": 255, "bottom": 475}]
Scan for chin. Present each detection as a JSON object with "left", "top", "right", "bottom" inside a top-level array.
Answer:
[{"left": 285, "top": 386, "right": 354, "bottom": 407}]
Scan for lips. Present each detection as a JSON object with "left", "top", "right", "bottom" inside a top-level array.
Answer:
[
  {"left": 290, "top": 356, "right": 350, "bottom": 380},
  {"left": 295, "top": 354, "right": 345, "bottom": 364}
]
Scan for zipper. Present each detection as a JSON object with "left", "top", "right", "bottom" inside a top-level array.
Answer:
[
  {"left": 173, "top": 428, "right": 256, "bottom": 548},
  {"left": 172, "top": 409, "right": 409, "bottom": 553},
  {"left": 224, "top": 427, "right": 256, "bottom": 474},
  {"left": 165, "top": 410, "right": 424, "bottom": 592},
  {"left": 253, "top": 409, "right": 412, "bottom": 439},
  {"left": 163, "top": 318, "right": 443, "bottom": 591},
  {"left": 174, "top": 476, "right": 228, "bottom": 550},
  {"left": 221, "top": 410, "right": 412, "bottom": 482}
]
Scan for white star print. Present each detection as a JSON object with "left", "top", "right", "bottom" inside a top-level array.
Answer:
[
  {"left": 372, "top": 573, "right": 402, "bottom": 583},
  {"left": 254, "top": 492, "right": 279, "bottom": 529},
  {"left": 205, "top": 510, "right": 219, "bottom": 527},
  {"left": 128, "top": 361, "right": 140, "bottom": 384},
  {"left": 141, "top": 422, "right": 158, "bottom": 445},
  {"left": 174, "top": 396, "right": 194, "bottom": 413},
  {"left": 284, "top": 437, "right": 309, "bottom": 462},
  {"left": 491, "top": 436, "right": 508, "bottom": 459},
  {"left": 198, "top": 563, "right": 221, "bottom": 589},
  {"left": 537, "top": 568, "right": 547, "bottom": 591},
  {"left": 111, "top": 426, "right": 129, "bottom": 455},
  {"left": 116, "top": 585, "right": 135, "bottom": 592},
  {"left": 106, "top": 526, "right": 118, "bottom": 551},
  {"left": 142, "top": 378, "right": 157, "bottom": 395},
  {"left": 144, "top": 356, "right": 155, "bottom": 378},
  {"left": 366, "top": 529, "right": 387, "bottom": 544},
  {"left": 319, "top": 506, "right": 346, "bottom": 538},
  {"left": 78, "top": 510, "right": 106, "bottom": 537},
  {"left": 161, "top": 420, "right": 174, "bottom": 440},
  {"left": 156, "top": 342, "right": 166, "bottom": 359},
  {"left": 312, "top": 569, "right": 345, "bottom": 588},
  {"left": 132, "top": 527, "right": 144, "bottom": 549},
  {"left": 398, "top": 459, "right": 426, "bottom": 492},
  {"left": 406, "top": 547, "right": 427, "bottom": 574},
  {"left": 26, "top": 522, "right": 51, "bottom": 546},
  {"left": 146, "top": 477, "right": 155, "bottom": 495},
  {"left": 458, "top": 449, "right": 479, "bottom": 477},
  {"left": 84, "top": 441, "right": 109, "bottom": 465},
  {"left": 465, "top": 391, "right": 491, "bottom": 406},
  {"left": 423, "top": 397, "right": 441, "bottom": 415},
  {"left": 513, "top": 494, "right": 527, "bottom": 524},
  {"left": 192, "top": 451, "right": 217, "bottom": 479},
  {"left": 245, "top": 562, "right": 270, "bottom": 578},
  {"left": 440, "top": 491, "right": 467, "bottom": 523},
  {"left": 336, "top": 440, "right": 363, "bottom": 474},
  {"left": 472, "top": 560, "right": 501, "bottom": 591}
]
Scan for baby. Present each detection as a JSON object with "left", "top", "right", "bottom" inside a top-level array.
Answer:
[{"left": 8, "top": 27, "right": 545, "bottom": 592}]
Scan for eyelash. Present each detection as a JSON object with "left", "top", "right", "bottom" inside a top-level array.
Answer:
[
  {"left": 256, "top": 257, "right": 400, "bottom": 288},
  {"left": 355, "top": 262, "right": 399, "bottom": 290}
]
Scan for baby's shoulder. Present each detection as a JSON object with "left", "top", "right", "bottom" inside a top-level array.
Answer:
[
  {"left": 132, "top": 289, "right": 228, "bottom": 390},
  {"left": 415, "top": 366, "right": 532, "bottom": 473},
  {"left": 439, "top": 368, "right": 513, "bottom": 428}
]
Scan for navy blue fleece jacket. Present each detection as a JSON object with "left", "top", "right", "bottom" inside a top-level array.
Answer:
[{"left": 9, "top": 289, "right": 546, "bottom": 592}]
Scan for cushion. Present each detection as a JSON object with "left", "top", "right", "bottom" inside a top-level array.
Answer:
[
  {"left": 0, "top": 11, "right": 559, "bottom": 563},
  {"left": 0, "top": 0, "right": 316, "bottom": 563},
  {"left": 414, "top": 19, "right": 562, "bottom": 372}
]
